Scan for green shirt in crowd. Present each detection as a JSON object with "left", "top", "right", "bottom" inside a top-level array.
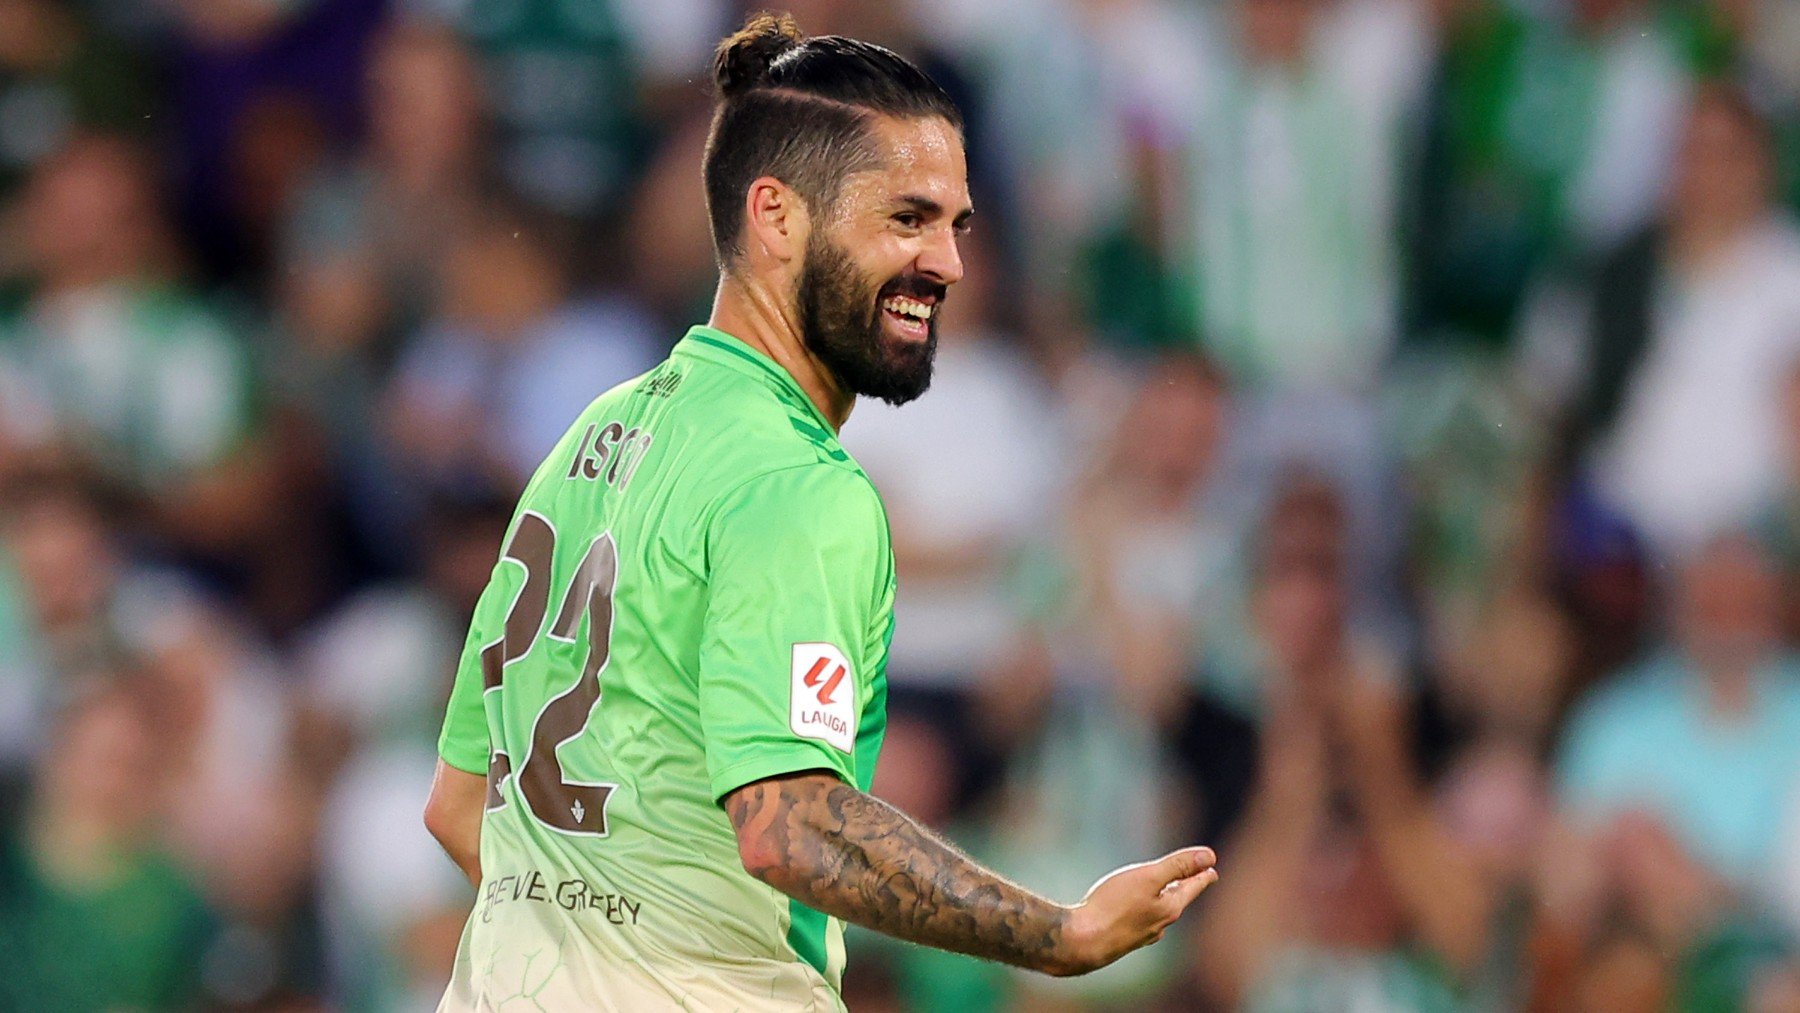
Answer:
[{"left": 0, "top": 824, "right": 216, "bottom": 1011}]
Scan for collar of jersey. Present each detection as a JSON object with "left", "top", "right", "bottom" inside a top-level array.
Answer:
[{"left": 677, "top": 325, "right": 838, "bottom": 434}]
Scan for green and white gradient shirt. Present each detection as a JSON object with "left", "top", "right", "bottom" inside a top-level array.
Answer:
[{"left": 436, "top": 326, "right": 895, "bottom": 1012}]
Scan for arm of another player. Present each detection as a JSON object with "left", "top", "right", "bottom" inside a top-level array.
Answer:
[
  {"left": 723, "top": 770, "right": 1218, "bottom": 976},
  {"left": 425, "top": 759, "right": 485, "bottom": 887}
]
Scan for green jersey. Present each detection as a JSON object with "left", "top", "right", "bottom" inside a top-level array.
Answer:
[{"left": 435, "top": 326, "right": 895, "bottom": 1012}]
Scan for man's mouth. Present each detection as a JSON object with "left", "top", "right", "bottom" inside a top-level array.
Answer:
[{"left": 880, "top": 293, "right": 936, "bottom": 340}]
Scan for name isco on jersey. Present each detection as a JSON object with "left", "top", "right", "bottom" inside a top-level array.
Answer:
[
  {"left": 480, "top": 870, "right": 643, "bottom": 926},
  {"left": 566, "top": 419, "right": 654, "bottom": 491}
]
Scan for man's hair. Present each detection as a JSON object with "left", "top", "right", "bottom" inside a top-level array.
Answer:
[{"left": 702, "top": 12, "right": 961, "bottom": 266}]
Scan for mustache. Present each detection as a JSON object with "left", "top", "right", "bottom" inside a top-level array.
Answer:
[{"left": 879, "top": 274, "right": 947, "bottom": 304}]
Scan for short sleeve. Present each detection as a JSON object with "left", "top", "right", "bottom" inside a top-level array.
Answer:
[
  {"left": 700, "top": 464, "right": 888, "bottom": 801},
  {"left": 437, "top": 611, "right": 494, "bottom": 776}
]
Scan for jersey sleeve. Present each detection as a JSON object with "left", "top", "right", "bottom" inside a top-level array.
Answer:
[
  {"left": 437, "top": 606, "right": 495, "bottom": 776},
  {"left": 700, "top": 463, "right": 888, "bottom": 800}
]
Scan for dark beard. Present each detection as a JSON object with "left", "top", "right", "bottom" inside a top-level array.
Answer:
[{"left": 797, "top": 232, "right": 939, "bottom": 407}]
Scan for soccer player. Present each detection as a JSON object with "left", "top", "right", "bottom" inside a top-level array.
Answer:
[{"left": 423, "top": 13, "right": 1219, "bottom": 1010}]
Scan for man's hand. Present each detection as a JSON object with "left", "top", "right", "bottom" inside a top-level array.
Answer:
[
  {"left": 723, "top": 771, "right": 1217, "bottom": 977},
  {"left": 1060, "top": 848, "right": 1219, "bottom": 975}
]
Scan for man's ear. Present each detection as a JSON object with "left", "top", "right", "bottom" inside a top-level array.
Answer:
[{"left": 743, "top": 176, "right": 809, "bottom": 265}]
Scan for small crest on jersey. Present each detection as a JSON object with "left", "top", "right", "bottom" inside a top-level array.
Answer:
[
  {"left": 791, "top": 643, "right": 855, "bottom": 753},
  {"left": 572, "top": 800, "right": 586, "bottom": 824}
]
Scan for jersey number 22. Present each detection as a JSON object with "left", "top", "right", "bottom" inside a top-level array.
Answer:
[{"left": 481, "top": 511, "right": 618, "bottom": 837}]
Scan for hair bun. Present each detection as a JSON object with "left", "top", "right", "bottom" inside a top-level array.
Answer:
[{"left": 713, "top": 12, "right": 805, "bottom": 98}]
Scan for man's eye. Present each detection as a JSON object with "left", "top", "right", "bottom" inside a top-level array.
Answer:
[{"left": 893, "top": 212, "right": 922, "bottom": 229}]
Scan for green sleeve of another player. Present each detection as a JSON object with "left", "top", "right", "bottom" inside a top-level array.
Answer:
[
  {"left": 701, "top": 464, "right": 887, "bottom": 800},
  {"left": 437, "top": 599, "right": 496, "bottom": 776}
]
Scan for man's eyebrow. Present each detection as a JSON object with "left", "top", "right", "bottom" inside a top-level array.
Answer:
[
  {"left": 894, "top": 194, "right": 944, "bottom": 217},
  {"left": 894, "top": 194, "right": 975, "bottom": 226}
]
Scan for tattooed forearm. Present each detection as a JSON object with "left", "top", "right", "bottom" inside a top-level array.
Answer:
[{"left": 724, "top": 772, "right": 1076, "bottom": 974}]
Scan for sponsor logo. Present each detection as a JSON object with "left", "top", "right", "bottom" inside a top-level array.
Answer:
[
  {"left": 802, "top": 655, "right": 848, "bottom": 705},
  {"left": 638, "top": 371, "right": 683, "bottom": 398},
  {"left": 479, "top": 870, "right": 643, "bottom": 925},
  {"left": 791, "top": 643, "right": 855, "bottom": 753}
]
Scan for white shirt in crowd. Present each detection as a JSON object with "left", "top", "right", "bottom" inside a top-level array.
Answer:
[
  {"left": 1593, "top": 216, "right": 1800, "bottom": 558},
  {"left": 1181, "top": 0, "right": 1428, "bottom": 391}
]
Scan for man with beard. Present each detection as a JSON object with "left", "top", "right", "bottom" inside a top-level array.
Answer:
[{"left": 422, "top": 13, "right": 1218, "bottom": 1010}]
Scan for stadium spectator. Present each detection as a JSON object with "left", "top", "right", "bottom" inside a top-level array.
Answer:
[
  {"left": 1540, "top": 526, "right": 1800, "bottom": 1006},
  {"left": 400, "top": 0, "right": 653, "bottom": 223},
  {"left": 252, "top": 237, "right": 394, "bottom": 614},
  {"left": 1193, "top": 535, "right": 1504, "bottom": 1009},
  {"left": 166, "top": 0, "right": 388, "bottom": 284},
  {"left": 258, "top": 18, "right": 492, "bottom": 598},
  {"left": 0, "top": 470, "right": 136, "bottom": 776},
  {"left": 1049, "top": 354, "right": 1246, "bottom": 717},
  {"left": 0, "top": 135, "right": 276, "bottom": 560},
  {"left": 1540, "top": 0, "right": 1694, "bottom": 252},
  {"left": 925, "top": 0, "right": 1206, "bottom": 319},
  {"left": 1144, "top": 0, "right": 1432, "bottom": 641},
  {"left": 0, "top": 679, "right": 220, "bottom": 1010},
  {"left": 319, "top": 732, "right": 472, "bottom": 1011},
  {"left": 1538, "top": 83, "right": 1800, "bottom": 559},
  {"left": 135, "top": 596, "right": 324, "bottom": 1005},
  {"left": 284, "top": 18, "right": 488, "bottom": 337},
  {"left": 1557, "top": 530, "right": 1800, "bottom": 893},
  {"left": 0, "top": 0, "right": 157, "bottom": 203},
  {"left": 620, "top": 106, "right": 720, "bottom": 322},
  {"left": 1401, "top": 0, "right": 1694, "bottom": 351},
  {"left": 377, "top": 202, "right": 660, "bottom": 547},
  {"left": 1531, "top": 805, "right": 1796, "bottom": 1008},
  {"left": 299, "top": 485, "right": 510, "bottom": 752},
  {"left": 1175, "top": 0, "right": 1428, "bottom": 392},
  {"left": 1422, "top": 589, "right": 1575, "bottom": 773},
  {"left": 0, "top": 470, "right": 121, "bottom": 680}
]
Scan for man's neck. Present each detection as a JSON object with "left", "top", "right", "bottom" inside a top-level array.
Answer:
[{"left": 708, "top": 275, "right": 854, "bottom": 431}]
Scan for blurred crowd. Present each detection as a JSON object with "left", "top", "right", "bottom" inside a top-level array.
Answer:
[{"left": 3, "top": 0, "right": 1800, "bottom": 1010}]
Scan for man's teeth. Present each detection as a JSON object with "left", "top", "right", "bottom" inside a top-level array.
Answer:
[{"left": 882, "top": 296, "right": 934, "bottom": 322}]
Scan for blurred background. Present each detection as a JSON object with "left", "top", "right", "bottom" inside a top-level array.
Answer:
[{"left": 3, "top": 0, "right": 1800, "bottom": 1010}]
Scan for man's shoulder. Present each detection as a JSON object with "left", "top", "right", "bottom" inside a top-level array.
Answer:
[
  {"left": 655, "top": 357, "right": 876, "bottom": 492},
  {"left": 568, "top": 353, "right": 882, "bottom": 531},
  {"left": 696, "top": 455, "right": 889, "bottom": 589},
  {"left": 711, "top": 457, "right": 885, "bottom": 535}
]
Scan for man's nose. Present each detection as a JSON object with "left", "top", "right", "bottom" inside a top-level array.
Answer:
[{"left": 915, "top": 229, "right": 964, "bottom": 287}]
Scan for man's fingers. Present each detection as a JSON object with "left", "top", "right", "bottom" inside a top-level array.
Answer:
[
  {"left": 1147, "top": 846, "right": 1216, "bottom": 886},
  {"left": 1088, "top": 846, "right": 1218, "bottom": 901},
  {"left": 1159, "top": 867, "right": 1218, "bottom": 916}
]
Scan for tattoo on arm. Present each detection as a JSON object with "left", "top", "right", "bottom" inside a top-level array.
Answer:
[{"left": 724, "top": 772, "right": 1070, "bottom": 973}]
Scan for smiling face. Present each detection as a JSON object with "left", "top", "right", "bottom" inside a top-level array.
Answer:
[{"left": 795, "top": 114, "right": 970, "bottom": 406}]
